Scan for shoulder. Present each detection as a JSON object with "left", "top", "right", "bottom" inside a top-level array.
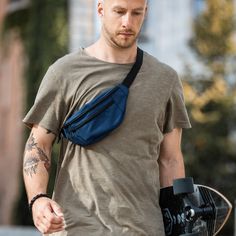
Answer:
[
  {"left": 49, "top": 49, "right": 83, "bottom": 77},
  {"left": 38, "top": 50, "right": 84, "bottom": 94},
  {"left": 142, "top": 50, "right": 179, "bottom": 86},
  {"left": 143, "top": 51, "right": 178, "bottom": 76}
]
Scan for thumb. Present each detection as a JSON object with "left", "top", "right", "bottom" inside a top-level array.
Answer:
[{"left": 50, "top": 200, "right": 64, "bottom": 217}]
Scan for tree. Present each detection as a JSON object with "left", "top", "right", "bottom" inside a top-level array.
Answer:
[
  {"left": 183, "top": 0, "right": 236, "bottom": 235},
  {"left": 191, "top": 0, "right": 235, "bottom": 74}
]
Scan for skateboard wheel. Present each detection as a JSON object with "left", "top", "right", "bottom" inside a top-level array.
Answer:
[{"left": 173, "top": 177, "right": 194, "bottom": 195}]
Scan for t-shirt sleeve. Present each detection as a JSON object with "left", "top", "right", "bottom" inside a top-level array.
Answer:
[
  {"left": 23, "top": 65, "right": 67, "bottom": 136},
  {"left": 163, "top": 73, "right": 191, "bottom": 134}
]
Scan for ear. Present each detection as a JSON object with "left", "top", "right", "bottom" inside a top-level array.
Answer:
[
  {"left": 98, "top": 0, "right": 104, "bottom": 17},
  {"left": 144, "top": 6, "right": 148, "bottom": 19}
]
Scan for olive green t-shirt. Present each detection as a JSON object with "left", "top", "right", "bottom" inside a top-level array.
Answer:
[{"left": 23, "top": 48, "right": 191, "bottom": 236}]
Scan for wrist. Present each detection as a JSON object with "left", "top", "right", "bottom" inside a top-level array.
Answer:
[{"left": 29, "top": 193, "right": 49, "bottom": 213}]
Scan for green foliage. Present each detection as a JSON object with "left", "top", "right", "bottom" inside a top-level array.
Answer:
[
  {"left": 183, "top": 0, "right": 236, "bottom": 235},
  {"left": 26, "top": 0, "right": 68, "bottom": 110},
  {"left": 3, "top": 9, "right": 29, "bottom": 40},
  {"left": 183, "top": 94, "right": 236, "bottom": 235},
  {"left": 191, "top": 0, "right": 235, "bottom": 62}
]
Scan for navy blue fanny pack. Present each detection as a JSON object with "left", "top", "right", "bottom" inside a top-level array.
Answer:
[{"left": 60, "top": 48, "right": 143, "bottom": 146}]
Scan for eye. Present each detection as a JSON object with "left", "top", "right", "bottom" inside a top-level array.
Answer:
[
  {"left": 133, "top": 11, "right": 142, "bottom": 16},
  {"left": 114, "top": 10, "right": 125, "bottom": 15}
]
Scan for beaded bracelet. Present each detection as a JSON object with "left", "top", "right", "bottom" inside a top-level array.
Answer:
[{"left": 28, "top": 193, "right": 49, "bottom": 213}]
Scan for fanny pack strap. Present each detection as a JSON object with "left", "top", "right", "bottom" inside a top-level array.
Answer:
[{"left": 122, "top": 47, "right": 143, "bottom": 88}]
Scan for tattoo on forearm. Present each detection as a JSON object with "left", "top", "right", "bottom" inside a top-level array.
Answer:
[
  {"left": 26, "top": 134, "right": 37, "bottom": 151},
  {"left": 24, "top": 155, "right": 40, "bottom": 177},
  {"left": 36, "top": 147, "right": 51, "bottom": 172},
  {"left": 23, "top": 133, "right": 51, "bottom": 177}
]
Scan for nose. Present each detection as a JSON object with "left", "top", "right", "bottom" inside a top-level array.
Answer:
[{"left": 121, "top": 13, "right": 132, "bottom": 28}]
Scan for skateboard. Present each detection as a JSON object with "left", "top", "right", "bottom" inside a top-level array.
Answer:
[{"left": 159, "top": 177, "right": 232, "bottom": 236}]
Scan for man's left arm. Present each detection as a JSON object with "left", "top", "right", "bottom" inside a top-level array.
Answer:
[{"left": 158, "top": 128, "right": 185, "bottom": 188}]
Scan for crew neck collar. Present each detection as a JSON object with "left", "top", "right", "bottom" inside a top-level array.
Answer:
[{"left": 80, "top": 47, "right": 134, "bottom": 66}]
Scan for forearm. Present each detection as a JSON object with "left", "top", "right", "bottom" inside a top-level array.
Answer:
[
  {"left": 158, "top": 128, "right": 185, "bottom": 188},
  {"left": 159, "top": 152, "right": 185, "bottom": 188},
  {"left": 23, "top": 132, "right": 51, "bottom": 201},
  {"left": 23, "top": 127, "right": 64, "bottom": 234}
]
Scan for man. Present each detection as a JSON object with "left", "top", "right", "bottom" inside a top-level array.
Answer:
[{"left": 23, "top": 0, "right": 191, "bottom": 235}]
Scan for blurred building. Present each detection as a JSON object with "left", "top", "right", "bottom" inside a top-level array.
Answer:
[
  {"left": 69, "top": 0, "right": 236, "bottom": 74},
  {"left": 0, "top": 0, "right": 28, "bottom": 225}
]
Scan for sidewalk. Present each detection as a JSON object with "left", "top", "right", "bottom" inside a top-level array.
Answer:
[{"left": 0, "top": 227, "right": 41, "bottom": 236}]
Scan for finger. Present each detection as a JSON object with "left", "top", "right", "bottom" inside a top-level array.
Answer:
[
  {"left": 38, "top": 224, "right": 64, "bottom": 234},
  {"left": 35, "top": 220, "right": 48, "bottom": 234},
  {"left": 40, "top": 217, "right": 65, "bottom": 233},
  {"left": 43, "top": 206, "right": 64, "bottom": 224},
  {"left": 42, "top": 216, "right": 65, "bottom": 229},
  {"left": 50, "top": 201, "right": 64, "bottom": 217},
  {"left": 45, "top": 227, "right": 65, "bottom": 234}
]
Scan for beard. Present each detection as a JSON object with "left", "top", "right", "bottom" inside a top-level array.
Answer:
[{"left": 102, "top": 23, "right": 140, "bottom": 49}]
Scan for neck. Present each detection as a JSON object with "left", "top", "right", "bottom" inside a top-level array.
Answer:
[{"left": 85, "top": 38, "right": 137, "bottom": 64}]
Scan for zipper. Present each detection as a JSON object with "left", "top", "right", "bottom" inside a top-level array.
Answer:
[
  {"left": 64, "top": 87, "right": 118, "bottom": 128},
  {"left": 69, "top": 100, "right": 114, "bottom": 131}
]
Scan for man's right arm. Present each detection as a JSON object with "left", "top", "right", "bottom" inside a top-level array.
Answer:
[{"left": 23, "top": 124, "right": 65, "bottom": 234}]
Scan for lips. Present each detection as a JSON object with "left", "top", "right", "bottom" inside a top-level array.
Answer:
[{"left": 118, "top": 31, "right": 135, "bottom": 36}]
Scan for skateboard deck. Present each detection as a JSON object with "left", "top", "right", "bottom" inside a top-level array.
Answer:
[{"left": 159, "top": 178, "right": 232, "bottom": 236}]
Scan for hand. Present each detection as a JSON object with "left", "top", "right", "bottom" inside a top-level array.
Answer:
[{"left": 32, "top": 197, "right": 65, "bottom": 234}]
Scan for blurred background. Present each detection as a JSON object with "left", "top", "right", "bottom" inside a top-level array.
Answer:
[{"left": 0, "top": 0, "right": 236, "bottom": 235}]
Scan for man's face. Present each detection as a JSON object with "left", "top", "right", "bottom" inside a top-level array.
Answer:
[{"left": 99, "top": 0, "right": 147, "bottom": 49}]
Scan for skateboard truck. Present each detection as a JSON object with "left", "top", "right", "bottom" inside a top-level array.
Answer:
[
  {"left": 185, "top": 204, "right": 214, "bottom": 222},
  {"left": 173, "top": 178, "right": 216, "bottom": 235},
  {"left": 173, "top": 178, "right": 214, "bottom": 221}
]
